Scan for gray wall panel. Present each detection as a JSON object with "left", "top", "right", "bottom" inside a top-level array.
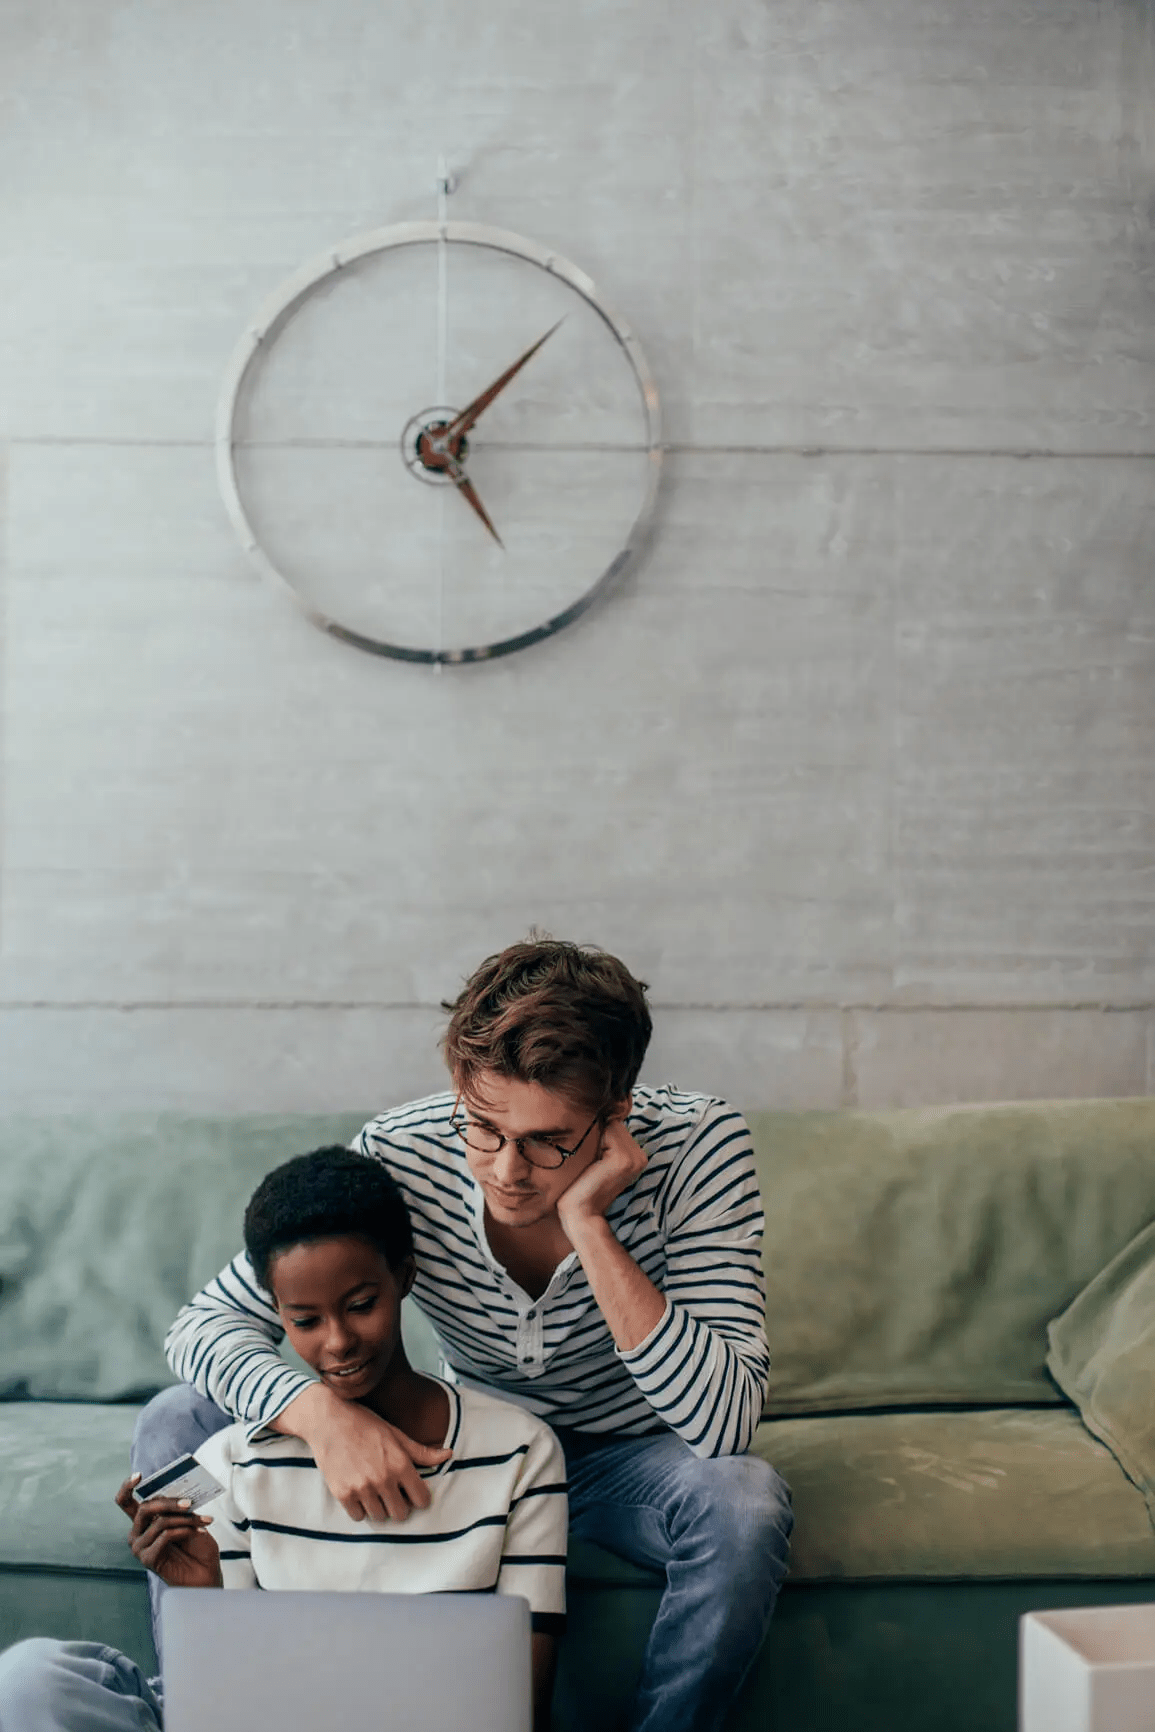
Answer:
[{"left": 1, "top": 0, "right": 1152, "bottom": 1111}]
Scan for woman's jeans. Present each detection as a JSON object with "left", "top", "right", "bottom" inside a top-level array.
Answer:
[
  {"left": 131, "top": 1384, "right": 793, "bottom": 1732},
  {"left": 0, "top": 1640, "right": 162, "bottom": 1732}
]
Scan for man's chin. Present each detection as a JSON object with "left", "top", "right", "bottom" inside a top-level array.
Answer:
[{"left": 485, "top": 1187, "right": 547, "bottom": 1225}]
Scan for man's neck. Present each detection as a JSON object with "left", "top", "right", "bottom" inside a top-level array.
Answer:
[{"left": 484, "top": 1208, "right": 574, "bottom": 1300}]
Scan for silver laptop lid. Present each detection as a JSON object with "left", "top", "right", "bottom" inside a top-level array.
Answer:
[{"left": 162, "top": 1589, "right": 531, "bottom": 1732}]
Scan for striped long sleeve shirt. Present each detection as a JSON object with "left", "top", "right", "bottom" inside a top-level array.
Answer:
[
  {"left": 165, "top": 1086, "right": 770, "bottom": 1459},
  {"left": 195, "top": 1379, "right": 567, "bottom": 1631}
]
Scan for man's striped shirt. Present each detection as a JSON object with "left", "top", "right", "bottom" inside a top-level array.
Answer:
[
  {"left": 195, "top": 1380, "right": 567, "bottom": 1631},
  {"left": 165, "top": 1086, "right": 770, "bottom": 1459}
]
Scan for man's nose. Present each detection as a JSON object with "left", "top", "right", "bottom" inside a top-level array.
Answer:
[{"left": 492, "top": 1138, "right": 531, "bottom": 1185}]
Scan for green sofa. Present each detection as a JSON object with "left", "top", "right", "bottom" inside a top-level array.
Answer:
[{"left": 2, "top": 1098, "right": 1154, "bottom": 1731}]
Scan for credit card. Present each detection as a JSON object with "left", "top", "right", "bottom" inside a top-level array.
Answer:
[{"left": 133, "top": 1453, "right": 225, "bottom": 1510}]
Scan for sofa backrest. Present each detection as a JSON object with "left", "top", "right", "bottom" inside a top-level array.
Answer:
[
  {"left": 0, "top": 1113, "right": 369, "bottom": 1401},
  {"left": 2, "top": 1098, "right": 1153, "bottom": 1411},
  {"left": 749, "top": 1098, "right": 1155, "bottom": 1415}
]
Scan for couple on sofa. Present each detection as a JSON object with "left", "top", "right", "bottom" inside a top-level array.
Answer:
[{"left": 0, "top": 937, "right": 793, "bottom": 1732}]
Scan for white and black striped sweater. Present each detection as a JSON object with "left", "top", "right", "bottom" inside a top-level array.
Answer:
[
  {"left": 196, "top": 1380, "right": 567, "bottom": 1632},
  {"left": 167, "top": 1087, "right": 770, "bottom": 1460}
]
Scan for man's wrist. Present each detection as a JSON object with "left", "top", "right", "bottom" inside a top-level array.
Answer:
[
  {"left": 561, "top": 1211, "right": 617, "bottom": 1258},
  {"left": 271, "top": 1379, "right": 343, "bottom": 1442}
]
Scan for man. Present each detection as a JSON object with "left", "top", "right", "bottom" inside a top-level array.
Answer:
[{"left": 141, "top": 938, "right": 792, "bottom": 1732}]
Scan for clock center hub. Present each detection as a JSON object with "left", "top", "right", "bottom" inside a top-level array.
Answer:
[{"left": 401, "top": 408, "right": 471, "bottom": 487}]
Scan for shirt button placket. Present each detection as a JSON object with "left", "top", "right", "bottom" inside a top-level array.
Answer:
[{"left": 518, "top": 1305, "right": 543, "bottom": 1373}]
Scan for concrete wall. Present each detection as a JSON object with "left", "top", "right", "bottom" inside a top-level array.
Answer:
[{"left": 2, "top": 0, "right": 1154, "bottom": 1115}]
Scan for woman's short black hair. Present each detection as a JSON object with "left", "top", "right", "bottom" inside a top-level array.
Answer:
[{"left": 243, "top": 1146, "right": 414, "bottom": 1294}]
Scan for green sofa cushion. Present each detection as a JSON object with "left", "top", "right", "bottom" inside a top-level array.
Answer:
[
  {"left": 1047, "top": 1219, "right": 1155, "bottom": 1525},
  {"left": 750, "top": 1099, "right": 1155, "bottom": 1414},
  {"left": 7, "top": 1403, "right": 1153, "bottom": 1589},
  {"left": 0, "top": 1403, "right": 144, "bottom": 1574},
  {"left": 0, "top": 1403, "right": 657, "bottom": 1590},
  {"left": 0, "top": 1114, "right": 368, "bottom": 1401},
  {"left": 754, "top": 1407, "right": 1155, "bottom": 1581}
]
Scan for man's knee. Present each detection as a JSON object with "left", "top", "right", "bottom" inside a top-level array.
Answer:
[
  {"left": 674, "top": 1451, "right": 793, "bottom": 1578},
  {"left": 131, "top": 1382, "right": 230, "bottom": 1475}
]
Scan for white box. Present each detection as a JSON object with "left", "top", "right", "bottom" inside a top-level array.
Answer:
[{"left": 1020, "top": 1606, "right": 1155, "bottom": 1732}]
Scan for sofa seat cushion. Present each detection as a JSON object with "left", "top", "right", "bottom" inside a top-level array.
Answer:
[
  {"left": 0, "top": 1401, "right": 663, "bottom": 1594},
  {"left": 755, "top": 1407, "right": 1155, "bottom": 1582},
  {"left": 11, "top": 1402, "right": 1153, "bottom": 1595},
  {"left": 0, "top": 1403, "right": 143, "bottom": 1575}
]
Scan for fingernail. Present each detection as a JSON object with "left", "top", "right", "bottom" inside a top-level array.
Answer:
[
  {"left": 177, "top": 1498, "right": 191, "bottom": 1508},
  {"left": 129, "top": 1473, "right": 141, "bottom": 1483}
]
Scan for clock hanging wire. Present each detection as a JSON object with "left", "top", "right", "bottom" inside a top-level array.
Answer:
[{"left": 434, "top": 159, "right": 453, "bottom": 672}]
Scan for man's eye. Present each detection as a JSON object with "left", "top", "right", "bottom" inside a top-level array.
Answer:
[{"left": 526, "top": 1139, "right": 562, "bottom": 1157}]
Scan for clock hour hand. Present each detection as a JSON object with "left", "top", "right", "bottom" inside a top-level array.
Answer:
[
  {"left": 445, "top": 319, "right": 564, "bottom": 442},
  {"left": 447, "top": 457, "right": 504, "bottom": 548}
]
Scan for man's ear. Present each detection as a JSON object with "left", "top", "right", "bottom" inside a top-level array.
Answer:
[
  {"left": 606, "top": 1094, "right": 633, "bottom": 1125},
  {"left": 397, "top": 1254, "right": 417, "bottom": 1299}
]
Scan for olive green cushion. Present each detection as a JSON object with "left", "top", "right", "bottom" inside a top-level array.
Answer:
[
  {"left": 750, "top": 1099, "right": 1155, "bottom": 1414},
  {"left": 5, "top": 1403, "right": 1151, "bottom": 1587},
  {"left": 0, "top": 1114, "right": 369, "bottom": 1400},
  {"left": 1047, "top": 1218, "right": 1155, "bottom": 1524},
  {"left": 752, "top": 1408, "right": 1155, "bottom": 1581},
  {"left": 0, "top": 1403, "right": 143, "bottom": 1573}
]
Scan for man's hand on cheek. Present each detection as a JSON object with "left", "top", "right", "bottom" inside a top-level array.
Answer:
[{"left": 556, "top": 1115, "right": 647, "bottom": 1241}]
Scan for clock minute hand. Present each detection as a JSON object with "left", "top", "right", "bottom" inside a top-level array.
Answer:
[{"left": 445, "top": 318, "right": 564, "bottom": 442}]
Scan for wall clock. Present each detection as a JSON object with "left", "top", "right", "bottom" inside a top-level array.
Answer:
[{"left": 216, "top": 189, "right": 663, "bottom": 664}]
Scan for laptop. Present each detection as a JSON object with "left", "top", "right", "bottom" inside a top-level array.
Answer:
[{"left": 161, "top": 1589, "right": 531, "bottom": 1732}]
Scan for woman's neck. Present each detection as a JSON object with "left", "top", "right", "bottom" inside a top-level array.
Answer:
[{"left": 361, "top": 1349, "right": 450, "bottom": 1448}]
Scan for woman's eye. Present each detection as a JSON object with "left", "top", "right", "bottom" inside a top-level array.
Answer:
[
  {"left": 289, "top": 1317, "right": 318, "bottom": 1330},
  {"left": 348, "top": 1298, "right": 377, "bottom": 1314}
]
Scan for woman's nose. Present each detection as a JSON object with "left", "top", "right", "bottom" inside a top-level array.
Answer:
[{"left": 324, "top": 1319, "right": 358, "bottom": 1359}]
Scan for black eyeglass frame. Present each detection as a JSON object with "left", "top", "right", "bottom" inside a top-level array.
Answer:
[{"left": 450, "top": 1103, "right": 604, "bottom": 1171}]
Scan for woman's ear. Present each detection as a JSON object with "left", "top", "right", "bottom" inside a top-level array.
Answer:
[{"left": 397, "top": 1254, "right": 417, "bottom": 1299}]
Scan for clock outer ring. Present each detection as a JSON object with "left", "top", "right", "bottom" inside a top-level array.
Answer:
[{"left": 215, "top": 220, "right": 664, "bottom": 665}]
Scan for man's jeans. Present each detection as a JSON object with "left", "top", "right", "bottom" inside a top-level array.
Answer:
[{"left": 132, "top": 1386, "right": 793, "bottom": 1732}]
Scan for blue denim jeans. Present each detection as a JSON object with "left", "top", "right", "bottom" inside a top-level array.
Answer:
[
  {"left": 557, "top": 1426, "right": 792, "bottom": 1732},
  {"left": 132, "top": 1386, "right": 792, "bottom": 1732},
  {"left": 0, "top": 1639, "right": 163, "bottom": 1732}
]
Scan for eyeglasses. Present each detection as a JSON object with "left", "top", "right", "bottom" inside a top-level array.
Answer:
[{"left": 450, "top": 1106, "right": 603, "bottom": 1171}]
